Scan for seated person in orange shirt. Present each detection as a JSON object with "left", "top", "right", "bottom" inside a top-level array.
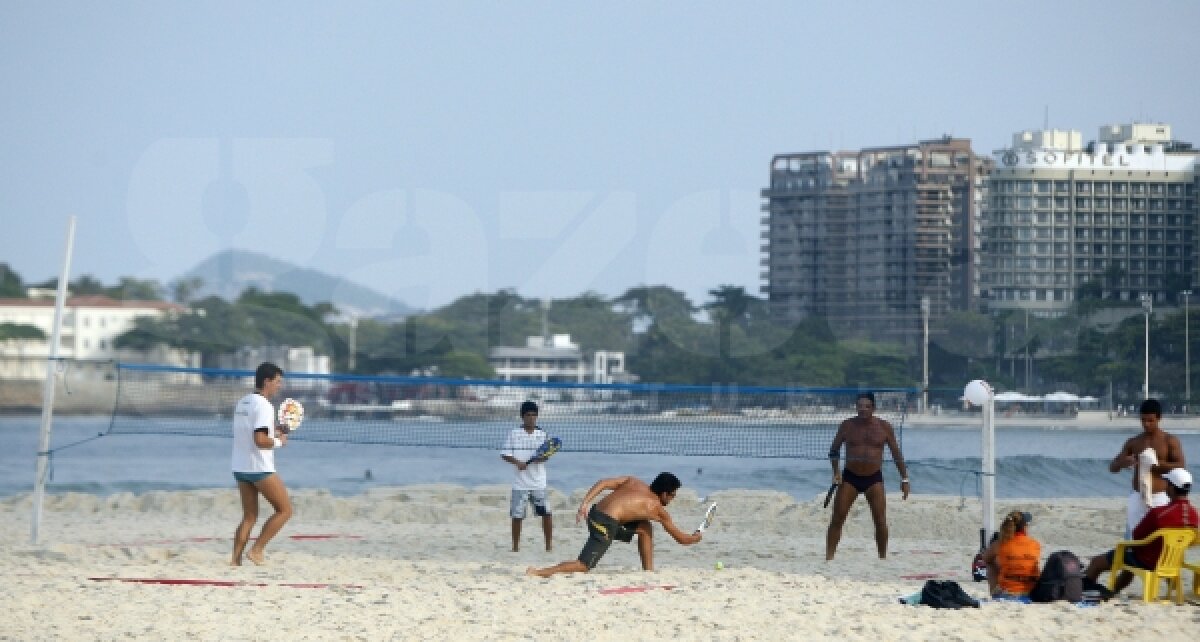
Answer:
[{"left": 982, "top": 510, "right": 1041, "bottom": 598}]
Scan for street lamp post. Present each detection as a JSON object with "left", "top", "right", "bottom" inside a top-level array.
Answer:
[
  {"left": 1140, "top": 293, "right": 1153, "bottom": 401},
  {"left": 921, "top": 296, "right": 930, "bottom": 414},
  {"left": 1183, "top": 290, "right": 1192, "bottom": 404},
  {"left": 348, "top": 316, "right": 359, "bottom": 372}
]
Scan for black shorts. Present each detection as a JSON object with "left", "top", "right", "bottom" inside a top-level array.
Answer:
[
  {"left": 1104, "top": 547, "right": 1150, "bottom": 570},
  {"left": 577, "top": 506, "right": 647, "bottom": 570}
]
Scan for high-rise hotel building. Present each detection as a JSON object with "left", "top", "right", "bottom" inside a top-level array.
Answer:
[
  {"left": 984, "top": 123, "right": 1198, "bottom": 316},
  {"left": 760, "top": 137, "right": 990, "bottom": 344}
]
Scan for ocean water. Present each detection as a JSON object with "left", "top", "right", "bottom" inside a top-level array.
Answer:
[{"left": 1, "top": 416, "right": 1197, "bottom": 500}]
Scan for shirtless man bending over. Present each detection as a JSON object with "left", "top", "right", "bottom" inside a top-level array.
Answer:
[
  {"left": 526, "top": 473, "right": 702, "bottom": 577},
  {"left": 826, "top": 392, "right": 909, "bottom": 560}
]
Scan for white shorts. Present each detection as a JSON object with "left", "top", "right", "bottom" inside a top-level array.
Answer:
[
  {"left": 1126, "top": 490, "right": 1169, "bottom": 537},
  {"left": 510, "top": 489, "right": 550, "bottom": 519}
]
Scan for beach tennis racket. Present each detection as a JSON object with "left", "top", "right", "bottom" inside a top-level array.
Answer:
[
  {"left": 695, "top": 502, "right": 718, "bottom": 533},
  {"left": 526, "top": 437, "right": 562, "bottom": 464},
  {"left": 277, "top": 398, "right": 304, "bottom": 434},
  {"left": 823, "top": 482, "right": 839, "bottom": 508}
]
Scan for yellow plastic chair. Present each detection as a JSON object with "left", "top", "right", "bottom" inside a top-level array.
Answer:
[
  {"left": 1183, "top": 539, "right": 1200, "bottom": 599},
  {"left": 1110, "top": 527, "right": 1197, "bottom": 604}
]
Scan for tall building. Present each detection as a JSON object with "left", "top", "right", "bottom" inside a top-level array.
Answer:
[
  {"left": 984, "top": 123, "right": 1198, "bottom": 316},
  {"left": 761, "top": 137, "right": 990, "bottom": 344}
]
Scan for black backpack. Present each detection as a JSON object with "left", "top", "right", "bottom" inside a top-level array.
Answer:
[
  {"left": 1030, "top": 550, "right": 1084, "bottom": 603},
  {"left": 919, "top": 580, "right": 980, "bottom": 609}
]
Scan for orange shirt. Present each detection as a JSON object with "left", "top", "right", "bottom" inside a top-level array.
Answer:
[{"left": 996, "top": 532, "right": 1041, "bottom": 595}]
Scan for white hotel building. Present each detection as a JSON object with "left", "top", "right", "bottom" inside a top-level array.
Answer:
[
  {"left": 983, "top": 123, "right": 1199, "bottom": 316},
  {"left": 0, "top": 295, "right": 191, "bottom": 380},
  {"left": 488, "top": 334, "right": 629, "bottom": 384}
]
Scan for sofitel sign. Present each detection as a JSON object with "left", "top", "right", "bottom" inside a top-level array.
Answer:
[{"left": 1000, "top": 150, "right": 1132, "bottom": 167}]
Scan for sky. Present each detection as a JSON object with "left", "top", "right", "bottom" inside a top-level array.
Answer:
[{"left": 2, "top": 1, "right": 1199, "bottom": 312}]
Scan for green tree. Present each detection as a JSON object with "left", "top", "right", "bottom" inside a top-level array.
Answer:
[
  {"left": 0, "top": 264, "right": 25, "bottom": 298},
  {"left": 108, "top": 277, "right": 165, "bottom": 300},
  {"left": 170, "top": 276, "right": 205, "bottom": 304},
  {"left": 0, "top": 322, "right": 45, "bottom": 341}
]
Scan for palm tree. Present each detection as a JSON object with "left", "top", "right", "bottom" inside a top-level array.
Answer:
[{"left": 704, "top": 285, "right": 762, "bottom": 365}]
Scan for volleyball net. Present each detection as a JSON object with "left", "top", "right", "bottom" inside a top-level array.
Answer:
[{"left": 106, "top": 363, "right": 915, "bottom": 459}]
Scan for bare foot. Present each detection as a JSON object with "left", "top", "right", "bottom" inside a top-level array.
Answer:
[
  {"left": 246, "top": 550, "right": 266, "bottom": 566},
  {"left": 525, "top": 567, "right": 544, "bottom": 577},
  {"left": 229, "top": 559, "right": 242, "bottom": 567}
]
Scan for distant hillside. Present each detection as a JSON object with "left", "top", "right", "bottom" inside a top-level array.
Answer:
[{"left": 179, "top": 250, "right": 416, "bottom": 317}]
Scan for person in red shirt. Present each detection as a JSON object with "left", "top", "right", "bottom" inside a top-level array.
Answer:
[
  {"left": 1084, "top": 468, "right": 1197, "bottom": 596},
  {"left": 983, "top": 510, "right": 1041, "bottom": 598}
]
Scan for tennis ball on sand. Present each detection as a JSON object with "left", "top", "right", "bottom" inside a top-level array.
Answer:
[{"left": 715, "top": 561, "right": 724, "bottom": 570}]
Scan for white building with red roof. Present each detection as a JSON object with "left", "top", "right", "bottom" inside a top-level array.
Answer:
[{"left": 0, "top": 294, "right": 191, "bottom": 380}]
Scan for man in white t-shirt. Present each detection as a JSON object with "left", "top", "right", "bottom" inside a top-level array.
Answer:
[
  {"left": 501, "top": 400, "right": 553, "bottom": 552},
  {"left": 230, "top": 362, "right": 293, "bottom": 566}
]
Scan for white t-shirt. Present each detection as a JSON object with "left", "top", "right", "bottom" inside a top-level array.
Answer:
[
  {"left": 502, "top": 426, "right": 548, "bottom": 490},
  {"left": 231, "top": 392, "right": 277, "bottom": 473}
]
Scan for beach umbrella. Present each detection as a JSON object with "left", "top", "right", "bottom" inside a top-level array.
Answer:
[{"left": 1044, "top": 391, "right": 1080, "bottom": 403}]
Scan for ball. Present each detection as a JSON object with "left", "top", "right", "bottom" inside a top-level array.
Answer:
[
  {"left": 715, "top": 561, "right": 724, "bottom": 570},
  {"left": 963, "top": 379, "right": 993, "bottom": 407}
]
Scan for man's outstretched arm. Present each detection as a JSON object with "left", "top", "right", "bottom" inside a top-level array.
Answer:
[{"left": 656, "top": 506, "right": 702, "bottom": 546}]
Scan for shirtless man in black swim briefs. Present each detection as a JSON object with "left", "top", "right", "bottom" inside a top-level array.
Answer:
[
  {"left": 826, "top": 392, "right": 909, "bottom": 560},
  {"left": 525, "top": 472, "right": 702, "bottom": 577}
]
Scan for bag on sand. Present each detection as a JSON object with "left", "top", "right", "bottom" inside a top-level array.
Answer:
[
  {"left": 919, "top": 580, "right": 980, "bottom": 609},
  {"left": 1029, "top": 550, "right": 1084, "bottom": 603}
]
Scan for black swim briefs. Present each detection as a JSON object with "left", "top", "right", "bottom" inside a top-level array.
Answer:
[{"left": 842, "top": 468, "right": 884, "bottom": 493}]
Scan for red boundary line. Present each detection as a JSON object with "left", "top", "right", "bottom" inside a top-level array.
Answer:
[
  {"left": 87, "top": 577, "right": 363, "bottom": 589},
  {"left": 598, "top": 584, "right": 677, "bottom": 595}
]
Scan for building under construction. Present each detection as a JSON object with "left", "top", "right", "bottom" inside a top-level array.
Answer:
[{"left": 760, "top": 137, "right": 991, "bottom": 345}]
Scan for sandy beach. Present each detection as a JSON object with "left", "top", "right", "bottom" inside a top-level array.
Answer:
[{"left": 2, "top": 485, "right": 1197, "bottom": 641}]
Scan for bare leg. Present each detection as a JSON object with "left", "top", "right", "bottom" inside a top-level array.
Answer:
[
  {"left": 1112, "top": 570, "right": 1134, "bottom": 594},
  {"left": 541, "top": 515, "right": 553, "bottom": 552},
  {"left": 862, "top": 483, "right": 888, "bottom": 559},
  {"left": 246, "top": 474, "right": 292, "bottom": 565},
  {"left": 511, "top": 518, "right": 523, "bottom": 552},
  {"left": 635, "top": 523, "right": 654, "bottom": 570},
  {"left": 1085, "top": 552, "right": 1134, "bottom": 595},
  {"left": 826, "top": 483, "right": 859, "bottom": 560},
  {"left": 1084, "top": 554, "right": 1109, "bottom": 583},
  {"left": 526, "top": 559, "right": 588, "bottom": 578},
  {"left": 231, "top": 481, "right": 259, "bottom": 566}
]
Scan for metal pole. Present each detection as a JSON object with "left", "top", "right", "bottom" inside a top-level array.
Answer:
[
  {"left": 921, "top": 296, "right": 930, "bottom": 414},
  {"left": 32, "top": 216, "right": 76, "bottom": 545},
  {"left": 1141, "top": 293, "right": 1152, "bottom": 400},
  {"left": 1024, "top": 310, "right": 1030, "bottom": 392},
  {"left": 347, "top": 316, "right": 358, "bottom": 372},
  {"left": 1183, "top": 290, "right": 1191, "bottom": 404}
]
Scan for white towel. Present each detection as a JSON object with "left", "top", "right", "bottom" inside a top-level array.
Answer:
[{"left": 1138, "top": 448, "right": 1158, "bottom": 507}]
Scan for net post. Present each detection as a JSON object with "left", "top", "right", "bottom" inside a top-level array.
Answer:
[
  {"left": 32, "top": 215, "right": 76, "bottom": 546},
  {"left": 980, "top": 390, "right": 996, "bottom": 542}
]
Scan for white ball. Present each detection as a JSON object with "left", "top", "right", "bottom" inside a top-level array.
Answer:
[{"left": 964, "top": 379, "right": 993, "bottom": 407}]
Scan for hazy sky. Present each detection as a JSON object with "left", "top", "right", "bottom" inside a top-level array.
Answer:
[{"left": 3, "top": 1, "right": 1198, "bottom": 312}]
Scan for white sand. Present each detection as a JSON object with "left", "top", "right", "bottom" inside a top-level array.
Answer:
[{"left": 2, "top": 486, "right": 1197, "bottom": 641}]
